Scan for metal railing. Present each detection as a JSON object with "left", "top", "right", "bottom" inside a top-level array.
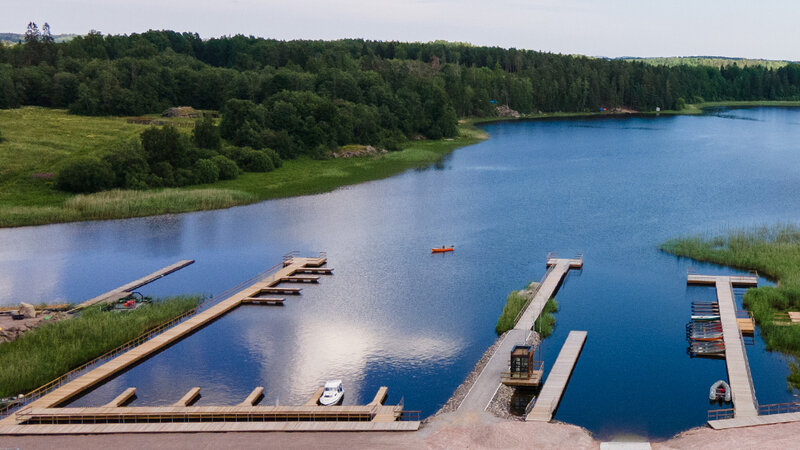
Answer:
[
  {"left": 397, "top": 410, "right": 421, "bottom": 421},
  {"left": 758, "top": 402, "right": 800, "bottom": 416},
  {"left": 500, "top": 361, "right": 545, "bottom": 380},
  {"left": 708, "top": 408, "right": 735, "bottom": 421},
  {"left": 16, "top": 410, "right": 376, "bottom": 424},
  {"left": 0, "top": 307, "right": 197, "bottom": 419},
  {"left": 511, "top": 266, "right": 551, "bottom": 328}
]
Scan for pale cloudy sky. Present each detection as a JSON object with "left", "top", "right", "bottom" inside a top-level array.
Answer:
[{"left": 4, "top": 0, "right": 799, "bottom": 60}]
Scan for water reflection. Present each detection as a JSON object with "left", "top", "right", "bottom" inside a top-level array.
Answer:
[{"left": 3, "top": 107, "right": 800, "bottom": 439}]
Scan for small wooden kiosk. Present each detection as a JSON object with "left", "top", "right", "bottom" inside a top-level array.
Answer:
[{"left": 501, "top": 345, "right": 543, "bottom": 387}]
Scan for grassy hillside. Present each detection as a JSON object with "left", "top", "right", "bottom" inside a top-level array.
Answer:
[
  {"left": 622, "top": 56, "right": 794, "bottom": 69},
  {"left": 0, "top": 107, "right": 486, "bottom": 227}
]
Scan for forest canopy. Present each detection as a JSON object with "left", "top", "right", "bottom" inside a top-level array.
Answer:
[{"left": 3, "top": 26, "right": 800, "bottom": 160}]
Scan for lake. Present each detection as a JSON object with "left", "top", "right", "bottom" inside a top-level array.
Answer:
[{"left": 1, "top": 107, "right": 799, "bottom": 440}]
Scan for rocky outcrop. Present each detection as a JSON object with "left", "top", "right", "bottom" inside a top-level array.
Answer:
[
  {"left": 19, "top": 302, "right": 36, "bottom": 318},
  {"left": 332, "top": 145, "right": 388, "bottom": 158},
  {"left": 495, "top": 105, "right": 521, "bottom": 118}
]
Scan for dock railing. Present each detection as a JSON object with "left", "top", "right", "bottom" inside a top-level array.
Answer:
[
  {"left": 0, "top": 307, "right": 197, "bottom": 419},
  {"left": 758, "top": 401, "right": 800, "bottom": 416},
  {"left": 708, "top": 408, "right": 735, "bottom": 421},
  {"left": 511, "top": 266, "right": 552, "bottom": 328}
]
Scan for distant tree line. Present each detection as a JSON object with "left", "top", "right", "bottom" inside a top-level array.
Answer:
[{"left": 3, "top": 27, "right": 800, "bottom": 159}]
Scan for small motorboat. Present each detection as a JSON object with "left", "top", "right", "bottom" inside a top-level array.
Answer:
[
  {"left": 709, "top": 380, "right": 732, "bottom": 402},
  {"left": 691, "top": 314, "right": 721, "bottom": 321},
  {"left": 431, "top": 246, "right": 454, "bottom": 253},
  {"left": 319, "top": 379, "right": 344, "bottom": 406}
]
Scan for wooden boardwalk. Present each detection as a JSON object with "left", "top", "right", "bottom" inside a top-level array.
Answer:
[
  {"left": 72, "top": 260, "right": 195, "bottom": 311},
  {"left": 1, "top": 256, "right": 332, "bottom": 427},
  {"left": 457, "top": 255, "right": 583, "bottom": 413},
  {"left": 526, "top": 330, "right": 587, "bottom": 422},
  {"left": 688, "top": 273, "right": 759, "bottom": 419},
  {"left": 514, "top": 256, "right": 583, "bottom": 331},
  {"left": 0, "top": 421, "right": 420, "bottom": 434},
  {"left": 709, "top": 411, "right": 800, "bottom": 429}
]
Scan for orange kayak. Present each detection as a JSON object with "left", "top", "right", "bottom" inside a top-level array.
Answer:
[{"left": 432, "top": 247, "right": 454, "bottom": 253}]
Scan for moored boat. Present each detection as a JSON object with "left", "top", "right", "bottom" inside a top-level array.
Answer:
[
  {"left": 709, "top": 380, "right": 732, "bottom": 402},
  {"left": 319, "top": 379, "right": 344, "bottom": 406}
]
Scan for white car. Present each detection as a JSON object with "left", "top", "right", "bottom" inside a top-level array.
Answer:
[{"left": 319, "top": 380, "right": 344, "bottom": 406}]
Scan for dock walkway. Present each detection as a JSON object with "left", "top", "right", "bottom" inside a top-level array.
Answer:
[
  {"left": 526, "top": 330, "right": 587, "bottom": 421},
  {"left": 457, "top": 256, "right": 583, "bottom": 413},
  {"left": 72, "top": 260, "right": 195, "bottom": 311},
  {"left": 1, "top": 256, "right": 330, "bottom": 426},
  {"left": 687, "top": 273, "right": 759, "bottom": 419}
]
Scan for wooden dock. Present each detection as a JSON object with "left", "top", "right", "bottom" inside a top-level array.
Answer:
[
  {"left": 72, "top": 260, "right": 195, "bottom": 311},
  {"left": 687, "top": 273, "right": 759, "bottom": 419},
  {"left": 514, "top": 255, "right": 583, "bottom": 331},
  {"left": 1, "top": 255, "right": 333, "bottom": 427},
  {"left": 526, "top": 330, "right": 587, "bottom": 422},
  {"left": 457, "top": 254, "right": 583, "bottom": 413}
]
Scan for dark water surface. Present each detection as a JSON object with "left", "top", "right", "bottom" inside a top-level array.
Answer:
[{"left": 2, "top": 107, "right": 800, "bottom": 439}]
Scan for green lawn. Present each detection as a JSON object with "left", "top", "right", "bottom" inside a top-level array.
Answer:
[{"left": 0, "top": 107, "right": 486, "bottom": 227}]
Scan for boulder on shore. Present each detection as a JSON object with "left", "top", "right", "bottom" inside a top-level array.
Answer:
[{"left": 19, "top": 302, "right": 36, "bottom": 318}]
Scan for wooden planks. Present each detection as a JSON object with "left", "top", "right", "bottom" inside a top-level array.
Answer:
[
  {"left": 369, "top": 387, "right": 388, "bottom": 406},
  {"left": 709, "top": 411, "right": 800, "bottom": 429},
  {"left": 457, "top": 255, "right": 584, "bottom": 413},
  {"left": 280, "top": 276, "right": 320, "bottom": 283},
  {"left": 73, "top": 260, "right": 195, "bottom": 311},
  {"left": 240, "top": 387, "right": 264, "bottom": 406},
  {"left": 305, "top": 388, "right": 325, "bottom": 406},
  {"left": 688, "top": 274, "right": 759, "bottom": 419},
  {"left": 174, "top": 387, "right": 201, "bottom": 406},
  {"left": 241, "top": 297, "right": 285, "bottom": 305},
  {"left": 0, "top": 421, "right": 420, "bottom": 434},
  {"left": 104, "top": 388, "right": 136, "bottom": 407},
  {"left": 526, "top": 331, "right": 587, "bottom": 422},
  {"left": 256, "top": 287, "right": 302, "bottom": 295},
  {"left": 1, "top": 256, "right": 332, "bottom": 426}
]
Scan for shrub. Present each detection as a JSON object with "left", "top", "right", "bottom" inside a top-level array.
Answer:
[
  {"left": 151, "top": 161, "right": 175, "bottom": 186},
  {"left": 241, "top": 149, "right": 274, "bottom": 172},
  {"left": 56, "top": 157, "right": 115, "bottom": 193},
  {"left": 211, "top": 155, "right": 240, "bottom": 180},
  {"left": 192, "top": 116, "right": 221, "bottom": 150},
  {"left": 193, "top": 159, "right": 219, "bottom": 184},
  {"left": 103, "top": 140, "right": 150, "bottom": 189},
  {"left": 140, "top": 125, "right": 190, "bottom": 168},
  {"left": 263, "top": 148, "right": 282, "bottom": 168}
]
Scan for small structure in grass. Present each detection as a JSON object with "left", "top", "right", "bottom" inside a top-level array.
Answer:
[{"left": 161, "top": 106, "right": 200, "bottom": 118}]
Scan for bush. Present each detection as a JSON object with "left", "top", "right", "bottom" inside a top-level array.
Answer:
[
  {"left": 103, "top": 140, "right": 150, "bottom": 189},
  {"left": 241, "top": 150, "right": 274, "bottom": 172},
  {"left": 140, "top": 125, "right": 190, "bottom": 168},
  {"left": 211, "top": 155, "right": 240, "bottom": 180},
  {"left": 192, "top": 159, "right": 219, "bottom": 184},
  {"left": 192, "top": 116, "right": 221, "bottom": 150},
  {"left": 56, "top": 157, "right": 115, "bottom": 193},
  {"left": 0, "top": 127, "right": 5, "bottom": 143},
  {"left": 263, "top": 148, "right": 282, "bottom": 168}
]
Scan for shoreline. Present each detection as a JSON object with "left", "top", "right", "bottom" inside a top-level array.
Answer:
[{"left": 4, "top": 101, "right": 800, "bottom": 229}]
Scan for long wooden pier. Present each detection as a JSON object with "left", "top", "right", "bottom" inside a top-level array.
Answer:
[
  {"left": 526, "top": 330, "right": 587, "bottom": 422},
  {"left": 72, "top": 260, "right": 195, "bottom": 311},
  {"left": 0, "top": 255, "right": 334, "bottom": 427},
  {"left": 514, "top": 255, "right": 583, "bottom": 331},
  {"left": 457, "top": 254, "right": 583, "bottom": 413},
  {"left": 688, "top": 273, "right": 759, "bottom": 419}
]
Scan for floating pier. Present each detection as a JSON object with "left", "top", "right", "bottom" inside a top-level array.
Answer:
[
  {"left": 2, "top": 386, "right": 417, "bottom": 434},
  {"left": 688, "top": 273, "right": 759, "bottom": 419},
  {"left": 72, "top": 260, "right": 195, "bottom": 311},
  {"left": 526, "top": 330, "right": 587, "bottom": 422},
  {"left": 457, "top": 254, "right": 583, "bottom": 413},
  {"left": 0, "top": 255, "right": 338, "bottom": 428}
]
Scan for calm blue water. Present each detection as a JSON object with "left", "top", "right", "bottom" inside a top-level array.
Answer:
[{"left": 1, "top": 107, "right": 800, "bottom": 439}]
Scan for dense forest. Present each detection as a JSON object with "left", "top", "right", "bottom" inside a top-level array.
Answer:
[{"left": 3, "top": 25, "right": 800, "bottom": 161}]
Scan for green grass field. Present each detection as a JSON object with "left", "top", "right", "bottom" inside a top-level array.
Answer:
[
  {"left": 0, "top": 107, "right": 486, "bottom": 227},
  {"left": 661, "top": 225, "right": 800, "bottom": 389}
]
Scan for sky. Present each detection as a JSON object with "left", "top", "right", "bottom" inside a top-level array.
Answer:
[{"left": 3, "top": 0, "right": 800, "bottom": 61}]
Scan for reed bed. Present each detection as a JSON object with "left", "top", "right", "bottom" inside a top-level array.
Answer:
[
  {"left": 496, "top": 290, "right": 530, "bottom": 335},
  {"left": 661, "top": 224, "right": 800, "bottom": 388},
  {"left": 0, "top": 189, "right": 256, "bottom": 227},
  {"left": 0, "top": 296, "right": 201, "bottom": 398},
  {"left": 534, "top": 298, "right": 559, "bottom": 338}
]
